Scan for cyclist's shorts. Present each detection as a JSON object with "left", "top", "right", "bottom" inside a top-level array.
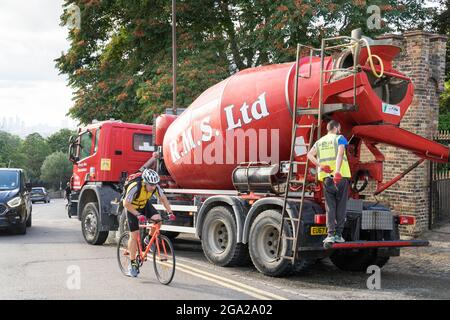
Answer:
[{"left": 127, "top": 202, "right": 159, "bottom": 232}]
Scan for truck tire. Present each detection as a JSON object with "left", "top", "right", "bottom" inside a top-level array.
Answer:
[
  {"left": 248, "top": 209, "right": 294, "bottom": 277},
  {"left": 201, "top": 206, "right": 249, "bottom": 267},
  {"left": 330, "top": 249, "right": 390, "bottom": 272},
  {"left": 81, "top": 202, "right": 108, "bottom": 245}
]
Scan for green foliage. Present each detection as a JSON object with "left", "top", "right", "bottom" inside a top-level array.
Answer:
[
  {"left": 0, "top": 130, "right": 75, "bottom": 187},
  {"left": 0, "top": 131, "right": 25, "bottom": 168},
  {"left": 439, "top": 113, "right": 450, "bottom": 131},
  {"left": 56, "top": 0, "right": 432, "bottom": 125},
  {"left": 20, "top": 133, "right": 52, "bottom": 183},
  {"left": 432, "top": 0, "right": 449, "bottom": 78},
  {"left": 40, "top": 152, "right": 73, "bottom": 190},
  {"left": 432, "top": 1, "right": 450, "bottom": 129},
  {"left": 439, "top": 81, "right": 450, "bottom": 130},
  {"left": 47, "top": 129, "right": 77, "bottom": 154}
]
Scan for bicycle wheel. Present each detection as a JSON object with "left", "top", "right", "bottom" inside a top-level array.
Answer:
[
  {"left": 117, "top": 232, "right": 131, "bottom": 276},
  {"left": 153, "top": 235, "right": 176, "bottom": 285}
]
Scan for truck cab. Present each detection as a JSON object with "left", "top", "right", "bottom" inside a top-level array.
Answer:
[{"left": 68, "top": 120, "right": 154, "bottom": 244}]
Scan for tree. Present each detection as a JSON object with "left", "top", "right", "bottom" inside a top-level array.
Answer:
[
  {"left": 432, "top": 0, "right": 449, "bottom": 78},
  {"left": 57, "top": 0, "right": 432, "bottom": 126},
  {"left": 440, "top": 81, "right": 450, "bottom": 130},
  {"left": 21, "top": 133, "right": 51, "bottom": 182},
  {"left": 0, "top": 131, "right": 25, "bottom": 168},
  {"left": 47, "top": 129, "right": 77, "bottom": 154},
  {"left": 40, "top": 152, "right": 73, "bottom": 190},
  {"left": 56, "top": 0, "right": 230, "bottom": 125},
  {"left": 431, "top": 0, "right": 450, "bottom": 129}
]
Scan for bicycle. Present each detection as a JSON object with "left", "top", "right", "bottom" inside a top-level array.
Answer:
[{"left": 117, "top": 215, "right": 176, "bottom": 285}]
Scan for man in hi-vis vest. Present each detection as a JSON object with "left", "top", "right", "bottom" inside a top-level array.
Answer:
[{"left": 307, "top": 120, "right": 351, "bottom": 246}]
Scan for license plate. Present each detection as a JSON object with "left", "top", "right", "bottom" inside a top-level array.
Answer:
[{"left": 311, "top": 226, "right": 327, "bottom": 236}]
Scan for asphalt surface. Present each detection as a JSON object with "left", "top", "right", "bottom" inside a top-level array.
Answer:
[{"left": 0, "top": 199, "right": 449, "bottom": 300}]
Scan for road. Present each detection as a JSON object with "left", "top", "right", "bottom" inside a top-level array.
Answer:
[{"left": 0, "top": 199, "right": 449, "bottom": 300}]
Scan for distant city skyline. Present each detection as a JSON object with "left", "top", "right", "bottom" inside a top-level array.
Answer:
[
  {"left": 0, "top": 114, "right": 77, "bottom": 138},
  {"left": 0, "top": 1, "right": 76, "bottom": 135}
]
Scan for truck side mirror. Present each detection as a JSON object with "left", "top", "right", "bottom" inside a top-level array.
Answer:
[
  {"left": 25, "top": 182, "right": 32, "bottom": 192},
  {"left": 68, "top": 136, "right": 80, "bottom": 163}
]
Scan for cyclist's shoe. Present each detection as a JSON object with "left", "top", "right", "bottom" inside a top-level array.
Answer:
[
  {"left": 128, "top": 261, "right": 139, "bottom": 278},
  {"left": 334, "top": 234, "right": 345, "bottom": 243},
  {"left": 126, "top": 264, "right": 132, "bottom": 277}
]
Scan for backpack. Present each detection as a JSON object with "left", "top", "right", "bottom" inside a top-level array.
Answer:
[
  {"left": 121, "top": 172, "right": 157, "bottom": 203},
  {"left": 122, "top": 172, "right": 143, "bottom": 202}
]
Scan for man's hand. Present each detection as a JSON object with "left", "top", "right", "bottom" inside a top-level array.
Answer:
[
  {"left": 138, "top": 215, "right": 147, "bottom": 223},
  {"left": 320, "top": 165, "right": 333, "bottom": 174},
  {"left": 333, "top": 172, "right": 342, "bottom": 185},
  {"left": 168, "top": 213, "right": 176, "bottom": 221}
]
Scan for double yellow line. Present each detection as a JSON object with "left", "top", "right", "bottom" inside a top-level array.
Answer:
[{"left": 173, "top": 260, "right": 287, "bottom": 300}]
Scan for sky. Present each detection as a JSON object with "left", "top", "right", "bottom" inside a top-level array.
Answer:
[{"left": 0, "top": 0, "right": 77, "bottom": 129}]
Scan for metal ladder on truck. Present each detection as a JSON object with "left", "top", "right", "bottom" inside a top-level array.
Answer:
[{"left": 276, "top": 35, "right": 361, "bottom": 265}]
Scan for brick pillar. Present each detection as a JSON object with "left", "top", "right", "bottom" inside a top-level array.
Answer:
[{"left": 371, "top": 31, "right": 448, "bottom": 237}]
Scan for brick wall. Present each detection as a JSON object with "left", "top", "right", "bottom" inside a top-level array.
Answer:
[{"left": 361, "top": 31, "right": 448, "bottom": 237}]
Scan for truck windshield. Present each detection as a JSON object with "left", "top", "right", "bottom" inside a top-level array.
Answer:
[
  {"left": 0, "top": 171, "right": 19, "bottom": 191},
  {"left": 79, "top": 131, "right": 93, "bottom": 160}
]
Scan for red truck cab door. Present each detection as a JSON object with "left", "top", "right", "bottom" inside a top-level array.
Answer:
[{"left": 72, "top": 129, "right": 98, "bottom": 191}]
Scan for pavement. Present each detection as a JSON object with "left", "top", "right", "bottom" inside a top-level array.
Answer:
[{"left": 0, "top": 199, "right": 449, "bottom": 300}]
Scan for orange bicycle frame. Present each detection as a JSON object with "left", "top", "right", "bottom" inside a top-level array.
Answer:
[{"left": 137, "top": 221, "right": 169, "bottom": 260}]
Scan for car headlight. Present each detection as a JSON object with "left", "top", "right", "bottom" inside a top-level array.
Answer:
[{"left": 7, "top": 197, "right": 22, "bottom": 208}]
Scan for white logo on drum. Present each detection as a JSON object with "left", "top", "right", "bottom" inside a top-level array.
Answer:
[{"left": 224, "top": 92, "right": 270, "bottom": 130}]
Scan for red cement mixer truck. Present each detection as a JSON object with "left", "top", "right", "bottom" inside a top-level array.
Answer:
[{"left": 68, "top": 30, "right": 449, "bottom": 277}]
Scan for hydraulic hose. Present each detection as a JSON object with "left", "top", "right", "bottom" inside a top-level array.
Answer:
[{"left": 360, "top": 38, "right": 384, "bottom": 78}]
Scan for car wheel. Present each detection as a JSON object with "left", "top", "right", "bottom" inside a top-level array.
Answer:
[
  {"left": 15, "top": 217, "right": 27, "bottom": 235},
  {"left": 81, "top": 202, "right": 108, "bottom": 245},
  {"left": 26, "top": 210, "right": 32, "bottom": 228}
]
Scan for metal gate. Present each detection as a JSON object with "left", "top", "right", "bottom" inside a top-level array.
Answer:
[{"left": 430, "top": 131, "right": 450, "bottom": 228}]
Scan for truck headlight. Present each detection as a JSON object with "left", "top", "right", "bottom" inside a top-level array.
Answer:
[{"left": 7, "top": 197, "right": 22, "bottom": 208}]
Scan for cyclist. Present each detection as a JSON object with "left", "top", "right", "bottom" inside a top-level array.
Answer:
[{"left": 123, "top": 169, "right": 175, "bottom": 277}]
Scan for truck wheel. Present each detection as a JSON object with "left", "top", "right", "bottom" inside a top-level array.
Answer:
[
  {"left": 248, "top": 209, "right": 296, "bottom": 277},
  {"left": 81, "top": 202, "right": 108, "bottom": 245},
  {"left": 201, "top": 206, "right": 249, "bottom": 267},
  {"left": 330, "top": 249, "right": 390, "bottom": 272}
]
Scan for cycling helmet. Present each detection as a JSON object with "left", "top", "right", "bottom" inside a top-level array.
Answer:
[{"left": 142, "top": 169, "right": 160, "bottom": 185}]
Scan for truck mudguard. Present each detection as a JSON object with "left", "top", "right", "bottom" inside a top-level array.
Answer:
[
  {"left": 78, "top": 183, "right": 121, "bottom": 232},
  {"left": 242, "top": 197, "right": 323, "bottom": 244},
  {"left": 195, "top": 195, "right": 249, "bottom": 243}
]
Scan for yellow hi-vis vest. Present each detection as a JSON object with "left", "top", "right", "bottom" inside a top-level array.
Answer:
[
  {"left": 125, "top": 181, "right": 159, "bottom": 210},
  {"left": 316, "top": 133, "right": 351, "bottom": 182}
]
